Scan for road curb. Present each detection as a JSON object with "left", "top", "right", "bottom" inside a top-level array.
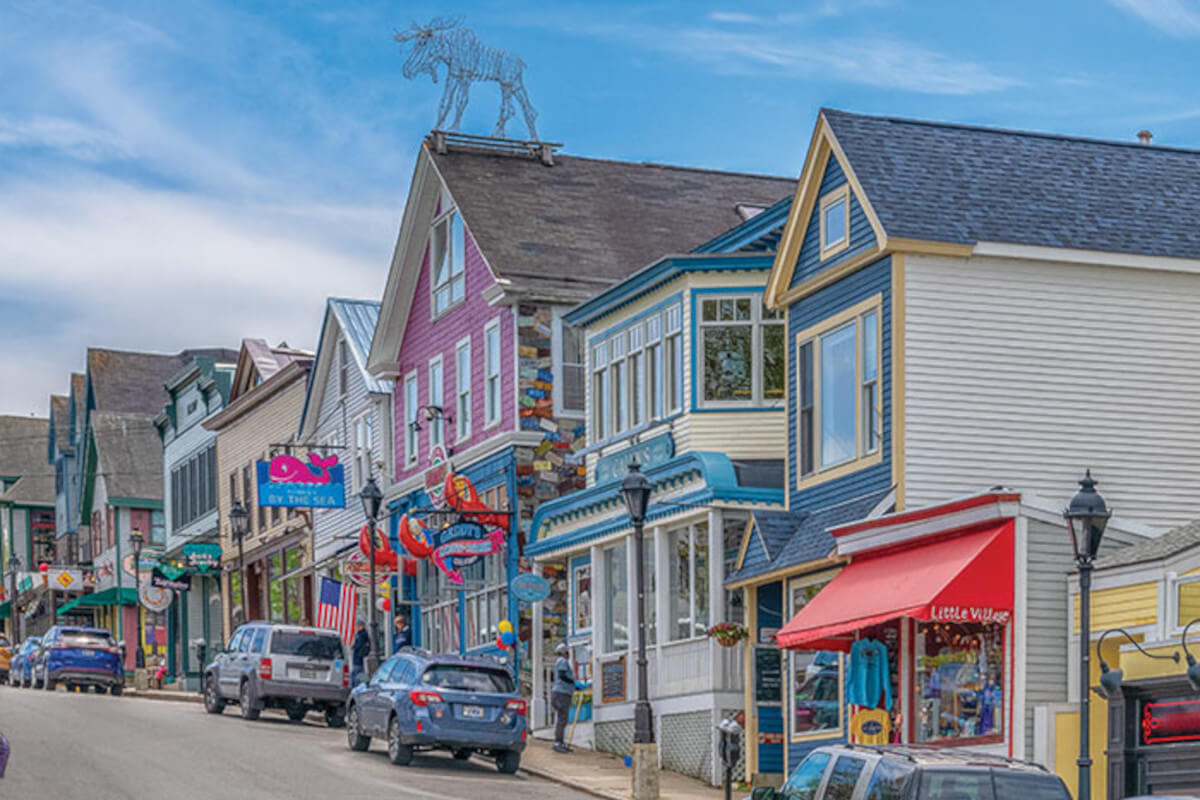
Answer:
[
  {"left": 122, "top": 690, "right": 203, "bottom": 704},
  {"left": 518, "top": 763, "right": 624, "bottom": 800}
]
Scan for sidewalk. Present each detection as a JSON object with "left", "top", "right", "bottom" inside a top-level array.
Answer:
[{"left": 520, "top": 737, "right": 727, "bottom": 800}]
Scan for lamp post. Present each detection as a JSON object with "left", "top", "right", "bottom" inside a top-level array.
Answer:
[
  {"left": 1063, "top": 470, "right": 1111, "bottom": 800},
  {"left": 130, "top": 528, "right": 146, "bottom": 669},
  {"left": 230, "top": 500, "right": 249, "bottom": 625},
  {"left": 621, "top": 462, "right": 657, "bottom": 800},
  {"left": 7, "top": 555, "right": 20, "bottom": 641},
  {"left": 359, "top": 476, "right": 383, "bottom": 676}
]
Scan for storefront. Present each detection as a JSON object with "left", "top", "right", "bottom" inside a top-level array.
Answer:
[{"left": 765, "top": 490, "right": 1149, "bottom": 777}]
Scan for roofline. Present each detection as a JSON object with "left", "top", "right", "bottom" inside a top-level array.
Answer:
[
  {"left": 692, "top": 195, "right": 793, "bottom": 254},
  {"left": 203, "top": 360, "right": 311, "bottom": 432}
]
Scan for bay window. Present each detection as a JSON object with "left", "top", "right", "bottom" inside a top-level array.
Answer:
[
  {"left": 667, "top": 521, "right": 709, "bottom": 641},
  {"left": 796, "top": 295, "right": 883, "bottom": 484},
  {"left": 431, "top": 209, "right": 466, "bottom": 317},
  {"left": 603, "top": 544, "right": 628, "bottom": 653},
  {"left": 698, "top": 294, "right": 784, "bottom": 407}
]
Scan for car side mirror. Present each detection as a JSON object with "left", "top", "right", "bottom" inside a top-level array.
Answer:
[{"left": 750, "top": 788, "right": 777, "bottom": 800}]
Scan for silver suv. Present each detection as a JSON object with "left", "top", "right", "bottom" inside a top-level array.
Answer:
[{"left": 203, "top": 621, "right": 349, "bottom": 728}]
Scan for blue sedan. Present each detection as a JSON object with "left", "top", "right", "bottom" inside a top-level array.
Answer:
[{"left": 346, "top": 650, "right": 526, "bottom": 774}]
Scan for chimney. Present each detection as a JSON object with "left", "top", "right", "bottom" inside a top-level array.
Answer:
[{"left": 1138, "top": 129, "right": 1153, "bottom": 146}]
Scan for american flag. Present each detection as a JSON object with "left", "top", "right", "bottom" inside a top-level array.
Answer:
[{"left": 317, "top": 577, "right": 357, "bottom": 644}]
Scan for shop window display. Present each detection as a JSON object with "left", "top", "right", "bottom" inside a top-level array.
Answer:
[{"left": 915, "top": 621, "right": 1004, "bottom": 743}]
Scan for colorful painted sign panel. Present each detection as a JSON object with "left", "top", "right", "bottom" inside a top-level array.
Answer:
[
  {"left": 424, "top": 445, "right": 449, "bottom": 507},
  {"left": 182, "top": 543, "right": 222, "bottom": 573},
  {"left": 256, "top": 453, "right": 345, "bottom": 508},
  {"left": 1142, "top": 698, "right": 1200, "bottom": 745},
  {"left": 511, "top": 572, "right": 551, "bottom": 603},
  {"left": 594, "top": 433, "right": 675, "bottom": 484},
  {"left": 151, "top": 566, "right": 192, "bottom": 591}
]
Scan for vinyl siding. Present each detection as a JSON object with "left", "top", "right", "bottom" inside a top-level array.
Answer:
[
  {"left": 788, "top": 155, "right": 877, "bottom": 291},
  {"left": 1070, "top": 581, "right": 1159, "bottom": 634},
  {"left": 787, "top": 256, "right": 892, "bottom": 512},
  {"left": 1023, "top": 517, "right": 1145, "bottom": 759},
  {"left": 905, "top": 253, "right": 1200, "bottom": 531}
]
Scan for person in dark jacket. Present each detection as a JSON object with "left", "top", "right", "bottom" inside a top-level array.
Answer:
[
  {"left": 393, "top": 614, "right": 411, "bottom": 653},
  {"left": 351, "top": 622, "right": 370, "bottom": 685},
  {"left": 551, "top": 642, "right": 577, "bottom": 753}
]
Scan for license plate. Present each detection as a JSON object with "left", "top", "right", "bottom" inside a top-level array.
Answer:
[
  {"left": 297, "top": 669, "right": 320, "bottom": 680},
  {"left": 462, "top": 705, "right": 485, "bottom": 718},
  {"left": 81, "top": 650, "right": 95, "bottom": 657}
]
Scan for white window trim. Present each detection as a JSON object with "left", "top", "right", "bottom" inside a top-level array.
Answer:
[
  {"left": 818, "top": 184, "right": 851, "bottom": 260},
  {"left": 696, "top": 293, "right": 786, "bottom": 410},
  {"left": 428, "top": 355, "right": 444, "bottom": 451},
  {"left": 484, "top": 317, "right": 502, "bottom": 429},
  {"left": 552, "top": 308, "right": 586, "bottom": 419},
  {"left": 351, "top": 411, "right": 372, "bottom": 492},
  {"left": 338, "top": 337, "right": 351, "bottom": 398},
  {"left": 404, "top": 371, "right": 419, "bottom": 467},
  {"left": 429, "top": 204, "right": 467, "bottom": 320},
  {"left": 666, "top": 520, "right": 710, "bottom": 644},
  {"left": 455, "top": 335, "right": 472, "bottom": 442}
]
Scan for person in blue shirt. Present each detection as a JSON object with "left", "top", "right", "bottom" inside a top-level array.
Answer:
[{"left": 551, "top": 642, "right": 578, "bottom": 753}]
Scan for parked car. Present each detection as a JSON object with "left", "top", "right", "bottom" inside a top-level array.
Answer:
[
  {"left": 204, "top": 621, "right": 349, "bottom": 727},
  {"left": 748, "top": 744, "right": 1070, "bottom": 800},
  {"left": 345, "top": 649, "right": 526, "bottom": 774},
  {"left": 10, "top": 637, "right": 41, "bottom": 688},
  {"left": 34, "top": 626, "right": 124, "bottom": 694},
  {"left": 0, "top": 636, "right": 11, "bottom": 684}
]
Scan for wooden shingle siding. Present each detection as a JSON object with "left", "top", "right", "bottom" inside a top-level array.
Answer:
[
  {"left": 788, "top": 156, "right": 877, "bottom": 291},
  {"left": 787, "top": 256, "right": 892, "bottom": 512},
  {"left": 904, "top": 253, "right": 1200, "bottom": 530},
  {"left": 1023, "top": 518, "right": 1144, "bottom": 759}
]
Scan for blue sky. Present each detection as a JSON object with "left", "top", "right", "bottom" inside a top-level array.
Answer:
[{"left": 3, "top": 0, "right": 1200, "bottom": 416}]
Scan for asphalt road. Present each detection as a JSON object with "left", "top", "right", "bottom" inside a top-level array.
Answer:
[{"left": 0, "top": 685, "right": 591, "bottom": 800}]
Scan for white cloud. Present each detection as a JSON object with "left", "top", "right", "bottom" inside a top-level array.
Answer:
[
  {"left": 708, "top": 11, "right": 761, "bottom": 24},
  {"left": 0, "top": 115, "right": 130, "bottom": 161},
  {"left": 1109, "top": 0, "right": 1200, "bottom": 35}
]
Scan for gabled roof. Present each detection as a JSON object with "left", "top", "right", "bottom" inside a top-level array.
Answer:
[
  {"left": 0, "top": 416, "right": 52, "bottom": 506},
  {"left": 230, "top": 339, "right": 312, "bottom": 403},
  {"left": 49, "top": 395, "right": 70, "bottom": 456},
  {"left": 69, "top": 372, "right": 85, "bottom": 442},
  {"left": 86, "top": 347, "right": 235, "bottom": 416},
  {"left": 825, "top": 108, "right": 1200, "bottom": 256},
  {"left": 298, "top": 298, "right": 387, "bottom": 441},
  {"left": 91, "top": 411, "right": 162, "bottom": 501},
  {"left": 369, "top": 137, "right": 794, "bottom": 375},
  {"left": 1095, "top": 517, "right": 1200, "bottom": 571}
]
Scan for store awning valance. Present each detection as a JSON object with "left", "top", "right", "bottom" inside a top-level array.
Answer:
[
  {"left": 777, "top": 521, "right": 1014, "bottom": 651},
  {"left": 0, "top": 601, "right": 9, "bottom": 620},
  {"left": 57, "top": 587, "right": 139, "bottom": 615}
]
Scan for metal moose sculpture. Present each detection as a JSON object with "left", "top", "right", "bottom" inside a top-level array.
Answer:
[{"left": 395, "top": 17, "right": 539, "bottom": 141}]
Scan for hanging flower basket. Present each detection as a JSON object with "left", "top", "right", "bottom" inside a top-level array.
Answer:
[{"left": 707, "top": 622, "right": 749, "bottom": 648}]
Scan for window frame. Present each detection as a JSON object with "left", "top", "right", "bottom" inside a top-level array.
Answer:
[
  {"left": 429, "top": 206, "right": 467, "bottom": 319},
  {"left": 428, "top": 355, "right": 444, "bottom": 450},
  {"left": 602, "top": 542, "right": 628, "bottom": 655},
  {"left": 404, "top": 371, "right": 419, "bottom": 467},
  {"left": 483, "top": 317, "right": 502, "bottom": 428},
  {"left": 787, "top": 571, "right": 845, "bottom": 742},
  {"left": 338, "top": 337, "right": 350, "bottom": 397},
  {"left": 455, "top": 336, "right": 472, "bottom": 442},
  {"left": 819, "top": 184, "right": 851, "bottom": 260},
  {"left": 352, "top": 411, "right": 373, "bottom": 492},
  {"left": 695, "top": 291, "right": 786, "bottom": 410},
  {"left": 795, "top": 294, "right": 884, "bottom": 490},
  {"left": 666, "top": 520, "right": 710, "bottom": 643},
  {"left": 553, "top": 309, "right": 586, "bottom": 419}
]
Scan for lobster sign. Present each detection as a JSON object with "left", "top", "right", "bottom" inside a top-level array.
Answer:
[
  {"left": 256, "top": 453, "right": 346, "bottom": 508},
  {"left": 397, "top": 471, "right": 511, "bottom": 585}
]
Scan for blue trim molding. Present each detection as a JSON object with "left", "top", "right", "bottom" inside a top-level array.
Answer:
[{"left": 693, "top": 197, "right": 793, "bottom": 254}]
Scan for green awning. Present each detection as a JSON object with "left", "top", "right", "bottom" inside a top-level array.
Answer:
[
  {"left": 0, "top": 601, "right": 9, "bottom": 620},
  {"left": 57, "top": 587, "right": 139, "bottom": 615}
]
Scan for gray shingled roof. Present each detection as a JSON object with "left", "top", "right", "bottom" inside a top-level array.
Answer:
[
  {"left": 92, "top": 411, "right": 162, "bottom": 501},
  {"left": 1095, "top": 518, "right": 1200, "bottom": 571},
  {"left": 432, "top": 145, "right": 796, "bottom": 301},
  {"left": 87, "top": 347, "right": 236, "bottom": 415},
  {"left": 824, "top": 108, "right": 1200, "bottom": 259},
  {"left": 50, "top": 395, "right": 70, "bottom": 453},
  {"left": 0, "top": 416, "right": 53, "bottom": 506}
]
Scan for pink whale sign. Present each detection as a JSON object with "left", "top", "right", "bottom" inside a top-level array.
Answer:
[
  {"left": 432, "top": 529, "right": 506, "bottom": 585},
  {"left": 256, "top": 453, "right": 346, "bottom": 508},
  {"left": 269, "top": 453, "right": 340, "bottom": 484}
]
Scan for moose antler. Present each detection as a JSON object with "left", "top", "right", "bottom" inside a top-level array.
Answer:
[{"left": 394, "top": 15, "right": 461, "bottom": 42}]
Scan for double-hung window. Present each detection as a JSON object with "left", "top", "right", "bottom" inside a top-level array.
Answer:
[
  {"left": 404, "top": 372, "right": 419, "bottom": 466},
  {"left": 352, "top": 412, "right": 373, "bottom": 490},
  {"left": 796, "top": 295, "right": 883, "bottom": 486},
  {"left": 557, "top": 318, "right": 585, "bottom": 417},
  {"left": 603, "top": 544, "right": 628, "bottom": 653},
  {"left": 664, "top": 304, "right": 683, "bottom": 414},
  {"left": 338, "top": 338, "right": 350, "bottom": 396},
  {"left": 484, "top": 319, "right": 501, "bottom": 427},
  {"left": 428, "top": 357, "right": 444, "bottom": 449},
  {"left": 819, "top": 185, "right": 850, "bottom": 259},
  {"left": 430, "top": 208, "right": 466, "bottom": 317},
  {"left": 591, "top": 342, "right": 608, "bottom": 441},
  {"left": 455, "top": 338, "right": 471, "bottom": 441},
  {"left": 698, "top": 294, "right": 785, "bottom": 407},
  {"left": 609, "top": 334, "right": 628, "bottom": 434}
]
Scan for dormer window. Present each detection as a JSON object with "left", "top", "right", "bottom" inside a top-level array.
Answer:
[
  {"left": 431, "top": 207, "right": 466, "bottom": 317},
  {"left": 819, "top": 185, "right": 850, "bottom": 259}
]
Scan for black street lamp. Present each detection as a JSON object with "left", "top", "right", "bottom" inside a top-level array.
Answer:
[
  {"left": 1093, "top": 628, "right": 1179, "bottom": 699},
  {"left": 129, "top": 528, "right": 146, "bottom": 669},
  {"left": 230, "top": 500, "right": 249, "bottom": 624},
  {"left": 1063, "top": 470, "right": 1112, "bottom": 800},
  {"left": 621, "top": 461, "right": 657, "bottom": 800},
  {"left": 359, "top": 476, "right": 383, "bottom": 676}
]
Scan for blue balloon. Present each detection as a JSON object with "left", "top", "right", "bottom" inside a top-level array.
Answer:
[{"left": 500, "top": 631, "right": 516, "bottom": 646}]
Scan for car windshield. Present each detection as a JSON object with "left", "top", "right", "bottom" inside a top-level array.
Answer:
[
  {"left": 60, "top": 631, "right": 116, "bottom": 648},
  {"left": 420, "top": 665, "right": 515, "bottom": 693},
  {"left": 918, "top": 769, "right": 1069, "bottom": 800},
  {"left": 270, "top": 632, "right": 344, "bottom": 659}
]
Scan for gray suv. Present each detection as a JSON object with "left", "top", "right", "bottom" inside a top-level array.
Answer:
[
  {"left": 204, "top": 621, "right": 349, "bottom": 728},
  {"left": 750, "top": 744, "right": 1070, "bottom": 800}
]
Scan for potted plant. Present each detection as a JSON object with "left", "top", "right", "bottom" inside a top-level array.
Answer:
[{"left": 707, "top": 622, "right": 749, "bottom": 648}]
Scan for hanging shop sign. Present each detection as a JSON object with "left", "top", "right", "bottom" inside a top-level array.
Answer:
[
  {"left": 182, "top": 543, "right": 222, "bottom": 573},
  {"left": 510, "top": 572, "right": 551, "bottom": 604},
  {"left": 151, "top": 566, "right": 192, "bottom": 592},
  {"left": 401, "top": 471, "right": 510, "bottom": 586},
  {"left": 424, "top": 444, "right": 450, "bottom": 507},
  {"left": 139, "top": 578, "right": 173, "bottom": 613},
  {"left": 48, "top": 568, "right": 84, "bottom": 594},
  {"left": 342, "top": 551, "right": 390, "bottom": 589},
  {"left": 432, "top": 529, "right": 506, "bottom": 586},
  {"left": 256, "top": 453, "right": 345, "bottom": 508},
  {"left": 594, "top": 433, "right": 675, "bottom": 485},
  {"left": 359, "top": 525, "right": 399, "bottom": 570},
  {"left": 1141, "top": 698, "right": 1200, "bottom": 745}
]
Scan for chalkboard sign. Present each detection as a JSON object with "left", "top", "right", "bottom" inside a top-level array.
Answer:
[
  {"left": 755, "top": 647, "right": 782, "bottom": 703},
  {"left": 601, "top": 656, "right": 626, "bottom": 703}
]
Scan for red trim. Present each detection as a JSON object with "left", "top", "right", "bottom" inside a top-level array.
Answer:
[
  {"left": 830, "top": 493, "right": 1020, "bottom": 538},
  {"left": 1007, "top": 621, "right": 1014, "bottom": 758}
]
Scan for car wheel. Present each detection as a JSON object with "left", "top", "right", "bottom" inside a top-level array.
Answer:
[
  {"left": 285, "top": 701, "right": 307, "bottom": 722},
  {"left": 496, "top": 750, "right": 521, "bottom": 775},
  {"left": 94, "top": 685, "right": 107, "bottom": 695},
  {"left": 325, "top": 708, "right": 346, "bottom": 728},
  {"left": 452, "top": 749, "right": 472, "bottom": 761},
  {"left": 110, "top": 683, "right": 123, "bottom": 697},
  {"left": 346, "top": 704, "right": 370, "bottom": 751},
  {"left": 387, "top": 716, "right": 413, "bottom": 766},
  {"left": 204, "top": 676, "right": 226, "bottom": 714},
  {"left": 239, "top": 682, "right": 261, "bottom": 721}
]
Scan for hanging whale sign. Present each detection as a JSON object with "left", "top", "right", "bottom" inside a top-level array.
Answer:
[{"left": 256, "top": 452, "right": 346, "bottom": 508}]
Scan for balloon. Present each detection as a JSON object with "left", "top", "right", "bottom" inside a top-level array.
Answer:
[
  {"left": 495, "top": 635, "right": 509, "bottom": 650},
  {"left": 498, "top": 620, "right": 514, "bottom": 635},
  {"left": 501, "top": 631, "right": 516, "bottom": 647},
  {"left": 377, "top": 597, "right": 391, "bottom": 613}
]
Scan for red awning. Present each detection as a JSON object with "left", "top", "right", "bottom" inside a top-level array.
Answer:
[{"left": 776, "top": 521, "right": 1014, "bottom": 651}]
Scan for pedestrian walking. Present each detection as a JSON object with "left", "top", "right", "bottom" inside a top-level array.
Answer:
[
  {"left": 351, "top": 622, "right": 370, "bottom": 685},
  {"left": 551, "top": 642, "right": 578, "bottom": 753},
  {"left": 392, "top": 614, "right": 411, "bottom": 652}
]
